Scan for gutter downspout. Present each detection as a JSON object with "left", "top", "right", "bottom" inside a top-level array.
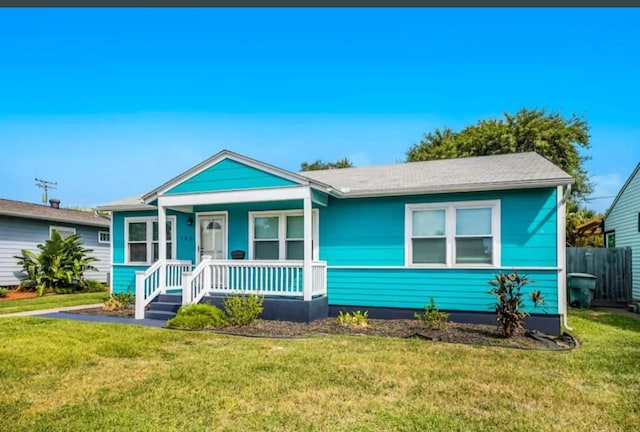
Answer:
[{"left": 560, "top": 184, "right": 573, "bottom": 331}]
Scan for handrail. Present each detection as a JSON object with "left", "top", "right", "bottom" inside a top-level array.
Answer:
[
  {"left": 135, "top": 259, "right": 194, "bottom": 319},
  {"left": 182, "top": 257, "right": 213, "bottom": 305}
]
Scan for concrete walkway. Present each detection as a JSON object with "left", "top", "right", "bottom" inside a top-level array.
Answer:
[
  {"left": 37, "top": 312, "right": 167, "bottom": 327},
  {"left": 0, "top": 303, "right": 105, "bottom": 318},
  {"left": 2, "top": 303, "right": 167, "bottom": 328}
]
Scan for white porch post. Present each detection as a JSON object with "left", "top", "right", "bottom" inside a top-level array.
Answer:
[
  {"left": 158, "top": 204, "right": 167, "bottom": 293},
  {"left": 303, "top": 193, "right": 313, "bottom": 301}
]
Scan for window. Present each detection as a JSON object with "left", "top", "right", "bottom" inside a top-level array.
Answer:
[
  {"left": 50, "top": 225, "right": 76, "bottom": 239},
  {"left": 406, "top": 200, "right": 500, "bottom": 267},
  {"left": 249, "top": 210, "right": 318, "bottom": 260},
  {"left": 605, "top": 231, "right": 615, "bottom": 248},
  {"left": 98, "top": 231, "right": 110, "bottom": 244},
  {"left": 125, "top": 217, "right": 176, "bottom": 264}
]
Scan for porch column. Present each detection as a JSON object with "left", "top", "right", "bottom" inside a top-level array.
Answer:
[
  {"left": 158, "top": 204, "right": 167, "bottom": 292},
  {"left": 303, "top": 194, "right": 313, "bottom": 301}
]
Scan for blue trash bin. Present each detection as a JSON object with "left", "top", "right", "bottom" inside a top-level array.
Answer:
[{"left": 567, "top": 273, "right": 597, "bottom": 308}]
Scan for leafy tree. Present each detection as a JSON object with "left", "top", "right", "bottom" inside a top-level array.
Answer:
[
  {"left": 566, "top": 202, "right": 603, "bottom": 247},
  {"left": 14, "top": 230, "right": 98, "bottom": 296},
  {"left": 300, "top": 157, "right": 354, "bottom": 171},
  {"left": 406, "top": 108, "right": 592, "bottom": 199}
]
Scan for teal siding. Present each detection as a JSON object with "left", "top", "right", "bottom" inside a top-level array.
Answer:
[
  {"left": 112, "top": 210, "right": 195, "bottom": 265},
  {"left": 319, "top": 188, "right": 558, "bottom": 267},
  {"left": 166, "top": 159, "right": 297, "bottom": 195},
  {"left": 112, "top": 265, "right": 147, "bottom": 294},
  {"left": 327, "top": 268, "right": 559, "bottom": 313},
  {"left": 110, "top": 187, "right": 559, "bottom": 313}
]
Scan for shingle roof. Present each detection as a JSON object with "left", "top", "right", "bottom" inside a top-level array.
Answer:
[
  {"left": 0, "top": 198, "right": 110, "bottom": 227},
  {"left": 99, "top": 151, "right": 574, "bottom": 208},
  {"left": 97, "top": 194, "right": 154, "bottom": 211},
  {"left": 301, "top": 152, "right": 573, "bottom": 197}
]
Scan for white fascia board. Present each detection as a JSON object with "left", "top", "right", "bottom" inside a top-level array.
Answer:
[
  {"left": 157, "top": 186, "right": 312, "bottom": 207},
  {"left": 338, "top": 178, "right": 575, "bottom": 199}
]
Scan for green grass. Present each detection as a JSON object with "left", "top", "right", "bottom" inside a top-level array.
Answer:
[
  {"left": 0, "top": 292, "right": 108, "bottom": 314},
  {"left": 0, "top": 309, "right": 638, "bottom": 431}
]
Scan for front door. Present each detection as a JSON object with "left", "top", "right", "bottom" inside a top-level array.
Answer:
[{"left": 196, "top": 214, "right": 227, "bottom": 263}]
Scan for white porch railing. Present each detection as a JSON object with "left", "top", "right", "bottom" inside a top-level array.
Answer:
[
  {"left": 182, "top": 258, "right": 328, "bottom": 305},
  {"left": 135, "top": 260, "right": 193, "bottom": 319}
]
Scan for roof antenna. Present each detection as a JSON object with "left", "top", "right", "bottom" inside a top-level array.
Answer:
[{"left": 35, "top": 178, "right": 57, "bottom": 204}]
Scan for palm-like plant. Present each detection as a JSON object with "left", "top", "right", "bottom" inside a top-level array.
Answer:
[{"left": 14, "top": 230, "right": 98, "bottom": 296}]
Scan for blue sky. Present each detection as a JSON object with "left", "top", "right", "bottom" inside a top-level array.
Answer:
[{"left": 0, "top": 8, "right": 638, "bottom": 213}]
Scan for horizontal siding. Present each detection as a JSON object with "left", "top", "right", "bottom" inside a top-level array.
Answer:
[
  {"left": 604, "top": 167, "right": 640, "bottom": 299},
  {"left": 166, "top": 158, "right": 297, "bottom": 195},
  {"left": 319, "top": 188, "right": 558, "bottom": 267},
  {"left": 112, "top": 265, "right": 147, "bottom": 294},
  {"left": 327, "top": 268, "right": 559, "bottom": 314},
  {"left": 0, "top": 215, "right": 110, "bottom": 286}
]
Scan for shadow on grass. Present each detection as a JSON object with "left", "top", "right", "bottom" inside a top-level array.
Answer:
[{"left": 572, "top": 307, "right": 640, "bottom": 333}]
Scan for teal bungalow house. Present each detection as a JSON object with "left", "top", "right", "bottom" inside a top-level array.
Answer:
[{"left": 98, "top": 150, "right": 573, "bottom": 334}]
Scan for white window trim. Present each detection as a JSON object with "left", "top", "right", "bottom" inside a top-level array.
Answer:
[
  {"left": 98, "top": 231, "right": 110, "bottom": 244},
  {"left": 49, "top": 225, "right": 76, "bottom": 239},
  {"left": 124, "top": 216, "right": 177, "bottom": 265},
  {"left": 248, "top": 209, "right": 319, "bottom": 260},
  {"left": 405, "top": 200, "right": 501, "bottom": 268}
]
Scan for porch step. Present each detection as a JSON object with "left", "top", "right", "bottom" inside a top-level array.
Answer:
[
  {"left": 156, "top": 294, "right": 182, "bottom": 303},
  {"left": 150, "top": 301, "right": 182, "bottom": 312},
  {"left": 145, "top": 310, "right": 178, "bottom": 321},
  {"left": 144, "top": 294, "right": 183, "bottom": 321}
]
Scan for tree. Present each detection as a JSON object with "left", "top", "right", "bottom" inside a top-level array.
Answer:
[
  {"left": 300, "top": 157, "right": 354, "bottom": 171},
  {"left": 566, "top": 201, "right": 603, "bottom": 247},
  {"left": 406, "top": 108, "right": 593, "bottom": 200}
]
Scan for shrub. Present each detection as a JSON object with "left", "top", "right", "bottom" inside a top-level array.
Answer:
[
  {"left": 222, "top": 293, "right": 264, "bottom": 326},
  {"left": 167, "top": 303, "right": 226, "bottom": 329},
  {"left": 112, "top": 288, "right": 135, "bottom": 305},
  {"left": 488, "top": 271, "right": 544, "bottom": 338},
  {"left": 103, "top": 288, "right": 135, "bottom": 312},
  {"left": 0, "top": 288, "right": 8, "bottom": 298},
  {"left": 14, "top": 230, "right": 97, "bottom": 296},
  {"left": 337, "top": 310, "right": 369, "bottom": 327},
  {"left": 82, "top": 280, "right": 108, "bottom": 293},
  {"left": 103, "top": 297, "right": 126, "bottom": 312},
  {"left": 414, "top": 297, "right": 450, "bottom": 329}
]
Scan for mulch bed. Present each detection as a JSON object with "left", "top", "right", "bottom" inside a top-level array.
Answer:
[
  {"left": 212, "top": 319, "right": 576, "bottom": 350},
  {"left": 0, "top": 290, "right": 52, "bottom": 301},
  {"left": 67, "top": 306, "right": 135, "bottom": 318},
  {"left": 67, "top": 308, "right": 577, "bottom": 350}
]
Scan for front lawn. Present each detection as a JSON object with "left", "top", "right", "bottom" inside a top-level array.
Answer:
[
  {"left": 0, "top": 309, "right": 638, "bottom": 431},
  {"left": 0, "top": 292, "right": 109, "bottom": 315}
]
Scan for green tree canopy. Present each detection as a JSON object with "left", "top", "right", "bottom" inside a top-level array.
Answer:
[
  {"left": 406, "top": 108, "right": 592, "bottom": 199},
  {"left": 300, "top": 157, "right": 354, "bottom": 171}
]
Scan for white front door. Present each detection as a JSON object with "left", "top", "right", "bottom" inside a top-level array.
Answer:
[{"left": 196, "top": 213, "right": 227, "bottom": 263}]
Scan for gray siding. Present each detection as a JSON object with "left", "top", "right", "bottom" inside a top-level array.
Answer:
[
  {"left": 604, "top": 166, "right": 640, "bottom": 300},
  {"left": 0, "top": 215, "right": 110, "bottom": 287}
]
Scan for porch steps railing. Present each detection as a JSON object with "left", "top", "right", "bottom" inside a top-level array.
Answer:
[
  {"left": 135, "top": 260, "right": 193, "bottom": 319},
  {"left": 182, "top": 258, "right": 328, "bottom": 306}
]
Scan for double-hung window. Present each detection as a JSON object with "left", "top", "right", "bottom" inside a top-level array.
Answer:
[
  {"left": 406, "top": 200, "right": 500, "bottom": 267},
  {"left": 249, "top": 210, "right": 318, "bottom": 260},
  {"left": 125, "top": 216, "right": 176, "bottom": 264}
]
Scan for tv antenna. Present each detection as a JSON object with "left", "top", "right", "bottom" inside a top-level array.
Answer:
[{"left": 35, "top": 178, "right": 57, "bottom": 204}]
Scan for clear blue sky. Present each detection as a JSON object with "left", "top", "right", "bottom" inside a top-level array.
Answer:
[{"left": 0, "top": 8, "right": 638, "bottom": 213}]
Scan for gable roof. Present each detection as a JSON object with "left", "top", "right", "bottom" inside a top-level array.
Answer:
[
  {"left": 301, "top": 152, "right": 573, "bottom": 198},
  {"left": 0, "top": 198, "right": 110, "bottom": 227},
  {"left": 141, "top": 149, "right": 335, "bottom": 203},
  {"left": 99, "top": 151, "right": 574, "bottom": 209},
  {"left": 603, "top": 162, "right": 640, "bottom": 220}
]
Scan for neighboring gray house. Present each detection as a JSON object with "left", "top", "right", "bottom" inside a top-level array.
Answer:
[
  {"left": 0, "top": 198, "right": 111, "bottom": 287},
  {"left": 603, "top": 162, "right": 640, "bottom": 300}
]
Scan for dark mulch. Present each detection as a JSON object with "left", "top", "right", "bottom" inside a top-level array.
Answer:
[
  {"left": 69, "top": 307, "right": 576, "bottom": 350},
  {"left": 212, "top": 318, "right": 576, "bottom": 351},
  {"left": 68, "top": 306, "right": 135, "bottom": 318}
]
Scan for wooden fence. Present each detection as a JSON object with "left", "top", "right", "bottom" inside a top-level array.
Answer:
[{"left": 566, "top": 247, "right": 632, "bottom": 306}]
